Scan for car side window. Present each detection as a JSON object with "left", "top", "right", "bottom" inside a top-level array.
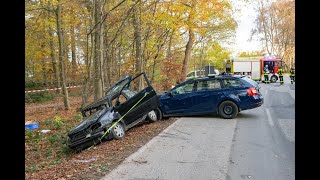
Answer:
[
  {"left": 112, "top": 94, "right": 127, "bottom": 106},
  {"left": 172, "top": 82, "right": 195, "bottom": 95},
  {"left": 222, "top": 79, "right": 244, "bottom": 88},
  {"left": 197, "top": 79, "right": 221, "bottom": 91}
]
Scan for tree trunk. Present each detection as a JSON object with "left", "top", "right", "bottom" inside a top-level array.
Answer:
[
  {"left": 93, "top": 0, "right": 103, "bottom": 101},
  {"left": 41, "top": 57, "right": 47, "bottom": 86},
  {"left": 48, "top": 16, "right": 61, "bottom": 93},
  {"left": 100, "top": 18, "right": 105, "bottom": 95},
  {"left": 181, "top": 29, "right": 195, "bottom": 81},
  {"left": 167, "top": 30, "right": 174, "bottom": 59},
  {"left": 56, "top": 0, "right": 70, "bottom": 110},
  {"left": 132, "top": 3, "right": 143, "bottom": 90},
  {"left": 70, "top": 24, "right": 77, "bottom": 74},
  {"left": 181, "top": 0, "right": 196, "bottom": 82},
  {"left": 259, "top": 0, "right": 270, "bottom": 54}
]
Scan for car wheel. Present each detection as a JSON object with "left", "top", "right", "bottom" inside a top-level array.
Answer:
[
  {"left": 111, "top": 123, "right": 125, "bottom": 140},
  {"left": 147, "top": 108, "right": 162, "bottom": 122},
  {"left": 270, "top": 75, "right": 278, "bottom": 83},
  {"left": 218, "top": 100, "right": 239, "bottom": 119}
]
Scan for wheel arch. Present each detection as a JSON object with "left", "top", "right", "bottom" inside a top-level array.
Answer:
[
  {"left": 110, "top": 119, "right": 127, "bottom": 131},
  {"left": 216, "top": 98, "right": 241, "bottom": 114}
]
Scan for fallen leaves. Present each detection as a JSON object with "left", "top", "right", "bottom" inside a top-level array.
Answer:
[{"left": 25, "top": 95, "right": 177, "bottom": 180}]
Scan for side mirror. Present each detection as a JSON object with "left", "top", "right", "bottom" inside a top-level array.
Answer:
[{"left": 168, "top": 92, "right": 173, "bottom": 97}]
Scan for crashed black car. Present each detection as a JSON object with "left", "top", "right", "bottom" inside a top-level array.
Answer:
[{"left": 67, "top": 72, "right": 162, "bottom": 151}]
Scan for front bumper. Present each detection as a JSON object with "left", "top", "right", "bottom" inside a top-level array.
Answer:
[{"left": 68, "top": 131, "right": 105, "bottom": 149}]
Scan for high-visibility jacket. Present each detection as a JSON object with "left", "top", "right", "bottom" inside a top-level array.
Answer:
[
  {"left": 278, "top": 68, "right": 283, "bottom": 76},
  {"left": 290, "top": 69, "right": 295, "bottom": 77}
]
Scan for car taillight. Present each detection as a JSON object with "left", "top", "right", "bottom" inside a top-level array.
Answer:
[{"left": 247, "top": 87, "right": 258, "bottom": 96}]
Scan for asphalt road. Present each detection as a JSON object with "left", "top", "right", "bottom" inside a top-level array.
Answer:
[
  {"left": 226, "top": 75, "right": 295, "bottom": 180},
  {"left": 101, "top": 75, "right": 295, "bottom": 180}
]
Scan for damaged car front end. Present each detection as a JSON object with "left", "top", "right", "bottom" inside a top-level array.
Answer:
[{"left": 67, "top": 72, "right": 162, "bottom": 151}]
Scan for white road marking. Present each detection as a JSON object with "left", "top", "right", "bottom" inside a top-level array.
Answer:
[{"left": 266, "top": 108, "right": 274, "bottom": 126}]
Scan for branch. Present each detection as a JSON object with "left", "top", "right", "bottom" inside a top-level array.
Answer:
[{"left": 87, "top": 0, "right": 128, "bottom": 35}]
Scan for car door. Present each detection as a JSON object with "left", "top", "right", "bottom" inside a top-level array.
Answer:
[
  {"left": 160, "top": 80, "right": 196, "bottom": 115},
  {"left": 193, "top": 79, "right": 225, "bottom": 113},
  {"left": 115, "top": 72, "right": 158, "bottom": 125}
]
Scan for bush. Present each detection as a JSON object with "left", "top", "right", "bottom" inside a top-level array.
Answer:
[
  {"left": 25, "top": 91, "right": 54, "bottom": 103},
  {"left": 25, "top": 81, "right": 46, "bottom": 90}
]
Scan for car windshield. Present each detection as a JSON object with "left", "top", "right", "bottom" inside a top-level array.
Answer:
[
  {"left": 105, "top": 76, "right": 131, "bottom": 96},
  {"left": 82, "top": 107, "right": 106, "bottom": 121}
]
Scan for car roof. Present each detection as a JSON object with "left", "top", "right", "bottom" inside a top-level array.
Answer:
[{"left": 186, "top": 75, "right": 242, "bottom": 82}]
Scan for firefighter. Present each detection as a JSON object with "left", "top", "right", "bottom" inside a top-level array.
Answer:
[
  {"left": 278, "top": 66, "right": 284, "bottom": 85},
  {"left": 263, "top": 64, "right": 270, "bottom": 84},
  {"left": 290, "top": 67, "right": 295, "bottom": 84}
]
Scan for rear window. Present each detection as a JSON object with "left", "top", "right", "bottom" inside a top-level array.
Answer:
[
  {"left": 222, "top": 79, "right": 244, "bottom": 88},
  {"left": 241, "top": 77, "right": 259, "bottom": 87}
]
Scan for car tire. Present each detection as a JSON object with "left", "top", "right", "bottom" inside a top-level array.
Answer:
[
  {"left": 270, "top": 75, "right": 278, "bottom": 83},
  {"left": 146, "top": 108, "right": 162, "bottom": 122},
  {"left": 218, "top": 100, "right": 239, "bottom": 119},
  {"left": 111, "top": 122, "right": 125, "bottom": 140}
]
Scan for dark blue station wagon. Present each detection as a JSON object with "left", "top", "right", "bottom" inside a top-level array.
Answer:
[{"left": 159, "top": 75, "right": 263, "bottom": 119}]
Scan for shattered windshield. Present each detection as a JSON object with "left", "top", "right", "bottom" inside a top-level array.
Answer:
[
  {"left": 83, "top": 108, "right": 106, "bottom": 121},
  {"left": 105, "top": 76, "right": 131, "bottom": 96}
]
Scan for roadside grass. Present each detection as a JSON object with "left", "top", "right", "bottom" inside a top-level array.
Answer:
[
  {"left": 25, "top": 91, "right": 55, "bottom": 103},
  {"left": 25, "top": 94, "right": 177, "bottom": 179},
  {"left": 25, "top": 114, "right": 82, "bottom": 173}
]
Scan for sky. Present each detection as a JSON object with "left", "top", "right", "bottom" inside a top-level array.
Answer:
[{"left": 228, "top": 0, "right": 263, "bottom": 57}]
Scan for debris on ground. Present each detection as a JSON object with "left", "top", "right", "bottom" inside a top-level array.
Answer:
[
  {"left": 39, "top": 130, "right": 51, "bottom": 134},
  {"left": 74, "top": 158, "right": 97, "bottom": 163},
  {"left": 25, "top": 121, "right": 39, "bottom": 130}
]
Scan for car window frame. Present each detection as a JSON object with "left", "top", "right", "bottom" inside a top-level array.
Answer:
[
  {"left": 195, "top": 78, "right": 223, "bottom": 92},
  {"left": 170, "top": 80, "right": 196, "bottom": 95},
  {"left": 115, "top": 72, "right": 152, "bottom": 107},
  {"left": 221, "top": 78, "right": 245, "bottom": 89}
]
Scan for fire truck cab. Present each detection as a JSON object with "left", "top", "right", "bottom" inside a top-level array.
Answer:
[{"left": 261, "top": 57, "right": 286, "bottom": 83}]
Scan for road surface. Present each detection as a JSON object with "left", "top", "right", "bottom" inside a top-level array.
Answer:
[
  {"left": 226, "top": 75, "right": 295, "bottom": 180},
  {"left": 101, "top": 75, "right": 295, "bottom": 180}
]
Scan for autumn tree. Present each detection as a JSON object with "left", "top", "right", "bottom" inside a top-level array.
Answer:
[
  {"left": 251, "top": 0, "right": 295, "bottom": 67},
  {"left": 25, "top": 0, "right": 238, "bottom": 106}
]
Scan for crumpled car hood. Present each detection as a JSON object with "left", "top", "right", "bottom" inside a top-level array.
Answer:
[{"left": 68, "top": 107, "right": 113, "bottom": 135}]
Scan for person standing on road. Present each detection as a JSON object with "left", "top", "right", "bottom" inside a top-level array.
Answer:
[
  {"left": 263, "top": 64, "right": 270, "bottom": 84},
  {"left": 290, "top": 67, "right": 295, "bottom": 84},
  {"left": 278, "top": 66, "right": 284, "bottom": 85}
]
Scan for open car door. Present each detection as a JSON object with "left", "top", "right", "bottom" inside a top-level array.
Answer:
[{"left": 114, "top": 72, "right": 159, "bottom": 127}]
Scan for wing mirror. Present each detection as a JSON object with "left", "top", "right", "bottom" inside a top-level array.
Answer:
[{"left": 167, "top": 91, "right": 173, "bottom": 97}]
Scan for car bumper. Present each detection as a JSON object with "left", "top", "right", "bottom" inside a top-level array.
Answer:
[
  {"left": 241, "top": 96, "right": 264, "bottom": 111},
  {"left": 68, "top": 131, "right": 105, "bottom": 149}
]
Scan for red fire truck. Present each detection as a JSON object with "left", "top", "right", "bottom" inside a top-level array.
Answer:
[{"left": 227, "top": 56, "right": 286, "bottom": 83}]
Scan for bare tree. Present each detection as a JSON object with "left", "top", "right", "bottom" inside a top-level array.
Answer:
[{"left": 56, "top": 0, "right": 70, "bottom": 110}]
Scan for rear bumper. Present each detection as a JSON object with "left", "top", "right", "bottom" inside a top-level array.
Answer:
[{"left": 241, "top": 96, "right": 264, "bottom": 111}]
